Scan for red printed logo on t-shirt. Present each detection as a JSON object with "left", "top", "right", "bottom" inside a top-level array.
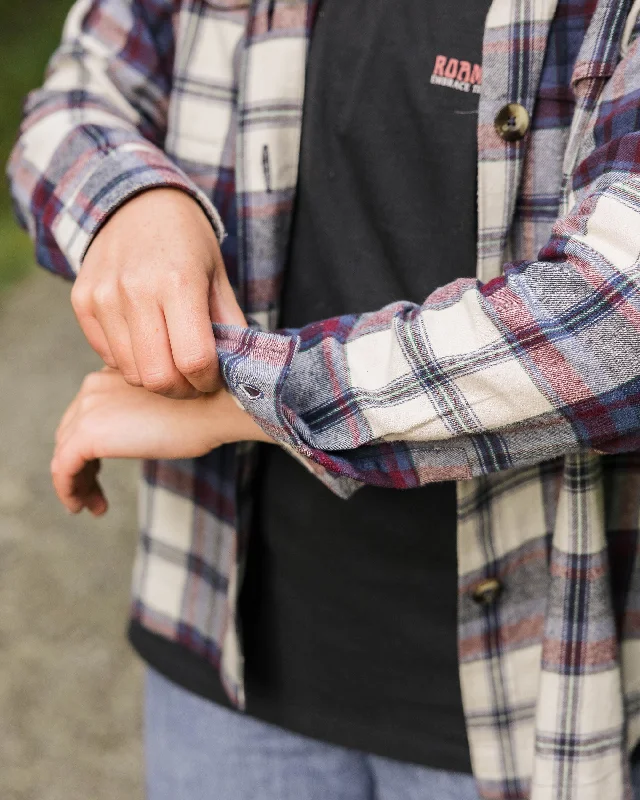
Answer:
[{"left": 431, "top": 55, "right": 482, "bottom": 94}]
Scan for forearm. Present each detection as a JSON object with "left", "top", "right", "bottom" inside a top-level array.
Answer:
[
  {"left": 6, "top": 0, "right": 223, "bottom": 279},
  {"left": 209, "top": 27, "right": 640, "bottom": 491},
  {"left": 214, "top": 159, "right": 640, "bottom": 489}
]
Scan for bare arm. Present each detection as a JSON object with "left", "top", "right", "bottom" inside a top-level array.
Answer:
[{"left": 51, "top": 371, "right": 272, "bottom": 516}]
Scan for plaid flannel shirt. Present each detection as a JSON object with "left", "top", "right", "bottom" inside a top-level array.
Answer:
[{"left": 9, "top": 0, "right": 640, "bottom": 796}]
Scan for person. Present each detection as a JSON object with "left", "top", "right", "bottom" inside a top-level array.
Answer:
[{"left": 9, "top": 0, "right": 640, "bottom": 798}]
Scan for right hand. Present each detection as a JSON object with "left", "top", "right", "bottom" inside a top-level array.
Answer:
[{"left": 71, "top": 188, "right": 247, "bottom": 399}]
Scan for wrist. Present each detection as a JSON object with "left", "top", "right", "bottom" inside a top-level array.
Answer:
[{"left": 198, "top": 391, "right": 274, "bottom": 447}]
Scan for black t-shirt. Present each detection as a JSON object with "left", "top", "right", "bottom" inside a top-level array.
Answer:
[
  {"left": 129, "top": 0, "right": 490, "bottom": 776},
  {"left": 242, "top": 0, "right": 489, "bottom": 775}
]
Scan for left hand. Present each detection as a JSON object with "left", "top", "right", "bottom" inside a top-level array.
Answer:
[{"left": 51, "top": 369, "right": 272, "bottom": 516}]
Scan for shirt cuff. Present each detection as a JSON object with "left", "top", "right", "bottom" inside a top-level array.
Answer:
[
  {"left": 214, "top": 324, "right": 361, "bottom": 499},
  {"left": 214, "top": 324, "right": 301, "bottom": 442},
  {"left": 54, "top": 143, "right": 225, "bottom": 273}
]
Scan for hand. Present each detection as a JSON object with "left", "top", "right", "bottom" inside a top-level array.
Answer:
[
  {"left": 71, "top": 188, "right": 246, "bottom": 399},
  {"left": 51, "top": 369, "right": 272, "bottom": 516}
]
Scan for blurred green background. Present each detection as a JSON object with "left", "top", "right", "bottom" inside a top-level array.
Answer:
[
  {"left": 0, "top": 0, "right": 72, "bottom": 288},
  {"left": 1, "top": 6, "right": 144, "bottom": 798}
]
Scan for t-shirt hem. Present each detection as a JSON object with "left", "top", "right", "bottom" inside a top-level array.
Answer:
[{"left": 128, "top": 620, "right": 473, "bottom": 775}]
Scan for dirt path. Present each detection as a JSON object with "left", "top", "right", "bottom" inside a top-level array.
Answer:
[{"left": 0, "top": 270, "right": 143, "bottom": 800}]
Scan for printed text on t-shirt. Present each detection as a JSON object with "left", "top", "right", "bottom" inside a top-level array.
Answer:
[{"left": 430, "top": 55, "right": 482, "bottom": 94}]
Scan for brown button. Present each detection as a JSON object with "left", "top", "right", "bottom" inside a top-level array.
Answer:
[
  {"left": 494, "top": 103, "right": 530, "bottom": 142},
  {"left": 472, "top": 578, "right": 503, "bottom": 606}
]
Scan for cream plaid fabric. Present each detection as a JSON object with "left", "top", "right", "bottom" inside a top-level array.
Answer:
[{"left": 9, "top": 0, "right": 640, "bottom": 797}]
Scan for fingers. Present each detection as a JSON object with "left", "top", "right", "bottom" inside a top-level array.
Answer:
[
  {"left": 73, "top": 276, "right": 143, "bottom": 387},
  {"left": 74, "top": 273, "right": 216, "bottom": 397},
  {"left": 51, "top": 447, "right": 107, "bottom": 517},
  {"left": 163, "top": 275, "right": 220, "bottom": 394},
  {"left": 93, "top": 303, "right": 142, "bottom": 387},
  {"left": 68, "top": 460, "right": 106, "bottom": 516},
  {"left": 121, "top": 293, "right": 199, "bottom": 399},
  {"left": 53, "top": 371, "right": 122, "bottom": 515},
  {"left": 71, "top": 280, "right": 117, "bottom": 368},
  {"left": 53, "top": 395, "right": 109, "bottom": 517},
  {"left": 209, "top": 265, "right": 247, "bottom": 328},
  {"left": 84, "top": 486, "right": 108, "bottom": 517},
  {"left": 76, "top": 314, "right": 118, "bottom": 368}
]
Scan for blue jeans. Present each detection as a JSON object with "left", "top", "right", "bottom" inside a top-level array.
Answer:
[
  {"left": 145, "top": 668, "right": 640, "bottom": 800},
  {"left": 144, "top": 669, "right": 480, "bottom": 800}
]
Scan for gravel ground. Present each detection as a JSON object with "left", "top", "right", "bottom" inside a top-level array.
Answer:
[{"left": 0, "top": 270, "right": 143, "bottom": 800}]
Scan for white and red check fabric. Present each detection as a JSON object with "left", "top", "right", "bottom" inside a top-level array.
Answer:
[{"left": 9, "top": 0, "right": 640, "bottom": 797}]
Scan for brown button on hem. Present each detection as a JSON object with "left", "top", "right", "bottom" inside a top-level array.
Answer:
[
  {"left": 472, "top": 577, "right": 503, "bottom": 606},
  {"left": 495, "top": 103, "right": 530, "bottom": 142}
]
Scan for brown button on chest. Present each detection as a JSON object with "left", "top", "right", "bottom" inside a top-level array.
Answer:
[
  {"left": 494, "top": 103, "right": 530, "bottom": 142},
  {"left": 472, "top": 577, "right": 503, "bottom": 606}
]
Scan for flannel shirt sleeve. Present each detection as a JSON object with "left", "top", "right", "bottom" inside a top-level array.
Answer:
[
  {"left": 215, "top": 44, "right": 640, "bottom": 491},
  {"left": 6, "top": 0, "right": 223, "bottom": 280}
]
